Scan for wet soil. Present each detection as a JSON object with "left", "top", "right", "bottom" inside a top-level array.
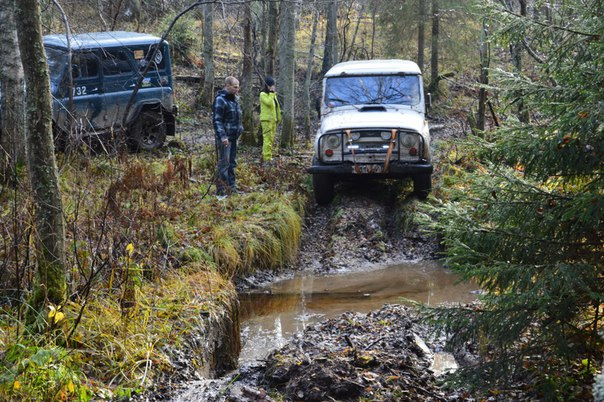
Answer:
[
  {"left": 238, "top": 260, "right": 477, "bottom": 364},
  {"left": 162, "top": 185, "right": 478, "bottom": 401},
  {"left": 234, "top": 113, "right": 460, "bottom": 293},
  {"left": 170, "top": 305, "right": 473, "bottom": 402},
  {"left": 236, "top": 179, "right": 440, "bottom": 293},
  {"left": 141, "top": 113, "right": 485, "bottom": 401},
  {"left": 258, "top": 304, "right": 455, "bottom": 401}
]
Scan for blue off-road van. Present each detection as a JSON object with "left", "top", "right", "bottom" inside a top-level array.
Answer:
[{"left": 42, "top": 31, "right": 177, "bottom": 150}]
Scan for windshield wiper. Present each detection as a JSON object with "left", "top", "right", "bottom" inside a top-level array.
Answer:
[{"left": 325, "top": 97, "right": 351, "bottom": 105}]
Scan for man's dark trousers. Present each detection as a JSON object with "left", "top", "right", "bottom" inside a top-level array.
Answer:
[{"left": 216, "top": 136, "right": 237, "bottom": 195}]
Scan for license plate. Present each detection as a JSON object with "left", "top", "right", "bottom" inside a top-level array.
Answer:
[{"left": 353, "top": 164, "right": 383, "bottom": 174}]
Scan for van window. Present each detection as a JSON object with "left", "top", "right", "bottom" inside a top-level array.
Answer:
[
  {"left": 101, "top": 50, "right": 133, "bottom": 76},
  {"left": 72, "top": 52, "right": 99, "bottom": 78},
  {"left": 137, "top": 44, "right": 166, "bottom": 73},
  {"left": 46, "top": 47, "right": 68, "bottom": 85}
]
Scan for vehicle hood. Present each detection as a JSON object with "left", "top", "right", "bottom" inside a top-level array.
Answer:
[{"left": 320, "top": 108, "right": 425, "bottom": 134}]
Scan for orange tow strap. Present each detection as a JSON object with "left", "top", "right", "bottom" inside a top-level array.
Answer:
[
  {"left": 346, "top": 129, "right": 360, "bottom": 173},
  {"left": 383, "top": 129, "right": 397, "bottom": 173}
]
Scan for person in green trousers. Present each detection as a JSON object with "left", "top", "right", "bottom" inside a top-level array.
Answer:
[{"left": 259, "top": 76, "right": 281, "bottom": 163}]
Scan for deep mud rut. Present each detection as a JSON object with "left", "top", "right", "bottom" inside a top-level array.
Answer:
[
  {"left": 236, "top": 179, "right": 439, "bottom": 292},
  {"left": 156, "top": 181, "right": 468, "bottom": 402},
  {"left": 142, "top": 117, "right": 481, "bottom": 401}
]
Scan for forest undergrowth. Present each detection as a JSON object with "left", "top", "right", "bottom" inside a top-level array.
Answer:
[{"left": 0, "top": 134, "right": 311, "bottom": 399}]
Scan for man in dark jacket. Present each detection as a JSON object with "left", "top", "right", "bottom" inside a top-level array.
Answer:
[{"left": 213, "top": 76, "right": 243, "bottom": 198}]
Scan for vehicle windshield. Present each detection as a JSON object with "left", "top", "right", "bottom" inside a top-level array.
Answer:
[
  {"left": 45, "top": 47, "right": 68, "bottom": 86},
  {"left": 324, "top": 75, "right": 421, "bottom": 107}
]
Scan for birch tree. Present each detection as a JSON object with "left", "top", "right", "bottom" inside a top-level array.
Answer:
[
  {"left": 0, "top": 0, "right": 26, "bottom": 180},
  {"left": 15, "top": 0, "right": 67, "bottom": 319},
  {"left": 278, "top": 0, "right": 296, "bottom": 149}
]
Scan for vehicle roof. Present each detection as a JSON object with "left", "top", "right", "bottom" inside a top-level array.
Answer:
[
  {"left": 324, "top": 59, "right": 421, "bottom": 77},
  {"left": 43, "top": 31, "right": 164, "bottom": 50}
]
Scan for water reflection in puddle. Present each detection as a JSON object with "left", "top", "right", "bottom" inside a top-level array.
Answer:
[{"left": 239, "top": 260, "right": 478, "bottom": 364}]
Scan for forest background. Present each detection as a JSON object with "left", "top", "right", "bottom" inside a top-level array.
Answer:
[{"left": 0, "top": 0, "right": 601, "bottom": 400}]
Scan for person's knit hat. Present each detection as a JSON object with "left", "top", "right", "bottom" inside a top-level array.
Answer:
[{"left": 265, "top": 76, "right": 275, "bottom": 86}]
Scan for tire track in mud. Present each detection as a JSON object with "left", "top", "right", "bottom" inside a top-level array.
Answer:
[
  {"left": 298, "top": 180, "right": 438, "bottom": 273},
  {"left": 167, "top": 185, "right": 447, "bottom": 402},
  {"left": 237, "top": 179, "right": 439, "bottom": 291}
]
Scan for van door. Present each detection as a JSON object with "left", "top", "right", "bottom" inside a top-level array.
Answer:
[
  {"left": 55, "top": 51, "right": 103, "bottom": 133},
  {"left": 99, "top": 48, "right": 138, "bottom": 132},
  {"left": 131, "top": 43, "right": 174, "bottom": 111}
]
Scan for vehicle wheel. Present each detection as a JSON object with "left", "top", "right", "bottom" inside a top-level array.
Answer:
[
  {"left": 413, "top": 174, "right": 431, "bottom": 199},
  {"left": 312, "top": 174, "right": 334, "bottom": 205},
  {"left": 130, "top": 110, "right": 166, "bottom": 151}
]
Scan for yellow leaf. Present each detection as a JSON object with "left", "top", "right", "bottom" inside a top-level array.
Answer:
[
  {"left": 67, "top": 381, "right": 75, "bottom": 393},
  {"left": 126, "top": 243, "right": 134, "bottom": 257},
  {"left": 54, "top": 311, "right": 65, "bottom": 324},
  {"left": 13, "top": 381, "right": 21, "bottom": 390}
]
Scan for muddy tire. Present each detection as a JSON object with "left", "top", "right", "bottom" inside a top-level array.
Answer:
[
  {"left": 312, "top": 174, "right": 334, "bottom": 205},
  {"left": 413, "top": 174, "right": 431, "bottom": 199},
  {"left": 129, "top": 110, "right": 166, "bottom": 151}
]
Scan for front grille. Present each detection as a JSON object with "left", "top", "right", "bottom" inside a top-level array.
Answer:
[{"left": 320, "top": 129, "right": 423, "bottom": 164}]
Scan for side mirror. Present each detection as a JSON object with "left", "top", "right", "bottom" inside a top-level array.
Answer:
[{"left": 425, "top": 92, "right": 432, "bottom": 110}]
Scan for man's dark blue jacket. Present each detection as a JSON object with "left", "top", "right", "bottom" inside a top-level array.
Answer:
[{"left": 213, "top": 89, "right": 243, "bottom": 142}]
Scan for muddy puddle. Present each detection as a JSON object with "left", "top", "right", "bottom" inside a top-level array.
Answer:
[{"left": 239, "top": 260, "right": 478, "bottom": 364}]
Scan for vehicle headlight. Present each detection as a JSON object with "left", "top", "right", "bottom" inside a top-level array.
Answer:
[
  {"left": 381, "top": 131, "right": 393, "bottom": 140},
  {"left": 351, "top": 132, "right": 361, "bottom": 141},
  {"left": 401, "top": 133, "right": 417, "bottom": 148},
  {"left": 325, "top": 134, "right": 340, "bottom": 149}
]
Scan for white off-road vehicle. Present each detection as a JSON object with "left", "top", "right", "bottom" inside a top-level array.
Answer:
[{"left": 309, "top": 59, "right": 433, "bottom": 204}]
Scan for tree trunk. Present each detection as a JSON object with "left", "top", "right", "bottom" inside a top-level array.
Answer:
[
  {"left": 303, "top": 6, "right": 319, "bottom": 141},
  {"left": 240, "top": 3, "right": 256, "bottom": 145},
  {"left": 265, "top": 0, "right": 279, "bottom": 77},
  {"left": 278, "top": 0, "right": 296, "bottom": 149},
  {"left": 199, "top": 2, "right": 214, "bottom": 107},
  {"left": 321, "top": 0, "right": 338, "bottom": 76},
  {"left": 429, "top": 0, "right": 440, "bottom": 94},
  {"left": 0, "top": 0, "right": 26, "bottom": 180},
  {"left": 477, "top": 19, "right": 489, "bottom": 132},
  {"left": 258, "top": 0, "right": 268, "bottom": 75},
  {"left": 515, "top": 0, "right": 530, "bottom": 123},
  {"left": 417, "top": 0, "right": 426, "bottom": 72},
  {"left": 15, "top": 0, "right": 67, "bottom": 317},
  {"left": 504, "top": 0, "right": 530, "bottom": 122},
  {"left": 370, "top": 4, "right": 376, "bottom": 59},
  {"left": 346, "top": 2, "right": 365, "bottom": 61},
  {"left": 338, "top": 1, "right": 353, "bottom": 63}
]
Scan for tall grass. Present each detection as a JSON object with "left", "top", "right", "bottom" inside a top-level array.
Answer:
[
  {"left": 208, "top": 192, "right": 303, "bottom": 278},
  {"left": 0, "top": 148, "right": 309, "bottom": 397}
]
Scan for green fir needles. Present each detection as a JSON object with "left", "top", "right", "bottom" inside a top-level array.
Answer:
[{"left": 420, "top": 0, "right": 603, "bottom": 397}]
